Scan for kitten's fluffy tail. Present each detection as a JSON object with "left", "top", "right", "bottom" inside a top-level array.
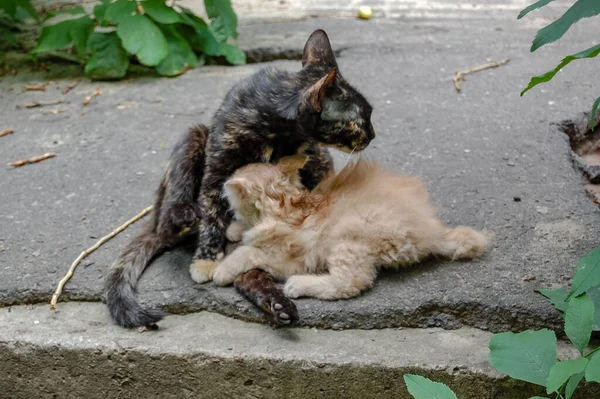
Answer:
[
  {"left": 104, "top": 228, "right": 166, "bottom": 328},
  {"left": 440, "top": 226, "right": 491, "bottom": 260}
]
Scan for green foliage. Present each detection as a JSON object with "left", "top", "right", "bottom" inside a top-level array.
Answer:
[
  {"left": 520, "top": 44, "right": 600, "bottom": 96},
  {"left": 564, "top": 293, "right": 594, "bottom": 354},
  {"left": 546, "top": 358, "right": 588, "bottom": 394},
  {"left": 13, "top": 0, "right": 244, "bottom": 79},
  {"left": 488, "top": 246, "right": 600, "bottom": 398},
  {"left": 519, "top": 0, "right": 600, "bottom": 129},
  {"left": 568, "top": 246, "right": 600, "bottom": 298},
  {"left": 403, "top": 375, "right": 458, "bottom": 399},
  {"left": 0, "top": 0, "right": 37, "bottom": 49},
  {"left": 85, "top": 32, "right": 129, "bottom": 79},
  {"left": 489, "top": 329, "right": 557, "bottom": 386}
]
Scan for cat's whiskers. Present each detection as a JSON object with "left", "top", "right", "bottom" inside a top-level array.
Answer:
[{"left": 342, "top": 147, "right": 357, "bottom": 169}]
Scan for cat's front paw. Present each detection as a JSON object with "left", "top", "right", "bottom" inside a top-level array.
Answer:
[
  {"left": 283, "top": 276, "right": 313, "bottom": 299},
  {"left": 189, "top": 259, "right": 218, "bottom": 284}
]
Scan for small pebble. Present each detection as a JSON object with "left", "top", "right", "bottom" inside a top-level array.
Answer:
[{"left": 507, "top": 161, "right": 515, "bottom": 166}]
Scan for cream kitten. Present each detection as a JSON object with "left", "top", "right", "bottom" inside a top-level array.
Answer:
[{"left": 192, "top": 155, "right": 490, "bottom": 300}]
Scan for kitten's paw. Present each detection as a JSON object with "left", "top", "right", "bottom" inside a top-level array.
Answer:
[
  {"left": 226, "top": 221, "right": 246, "bottom": 242},
  {"left": 268, "top": 295, "right": 299, "bottom": 325},
  {"left": 212, "top": 264, "right": 239, "bottom": 286},
  {"left": 284, "top": 276, "right": 312, "bottom": 299},
  {"left": 189, "top": 259, "right": 217, "bottom": 284}
]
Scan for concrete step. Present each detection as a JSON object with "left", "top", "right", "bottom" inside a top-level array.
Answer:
[{"left": 2, "top": 302, "right": 599, "bottom": 398}]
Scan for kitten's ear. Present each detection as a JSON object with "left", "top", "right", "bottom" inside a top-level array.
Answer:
[
  {"left": 278, "top": 154, "right": 309, "bottom": 175},
  {"left": 224, "top": 177, "right": 249, "bottom": 198},
  {"left": 302, "top": 29, "right": 338, "bottom": 69},
  {"left": 304, "top": 68, "right": 337, "bottom": 112}
]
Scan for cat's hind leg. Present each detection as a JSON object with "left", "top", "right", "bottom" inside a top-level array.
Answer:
[
  {"left": 234, "top": 269, "right": 299, "bottom": 325},
  {"left": 437, "top": 227, "right": 490, "bottom": 260},
  {"left": 284, "top": 243, "right": 376, "bottom": 300}
]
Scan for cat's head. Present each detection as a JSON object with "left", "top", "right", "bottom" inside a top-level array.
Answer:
[
  {"left": 223, "top": 155, "right": 308, "bottom": 225},
  {"left": 299, "top": 30, "right": 375, "bottom": 153}
]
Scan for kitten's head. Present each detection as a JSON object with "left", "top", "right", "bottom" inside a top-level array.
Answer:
[
  {"left": 223, "top": 155, "right": 308, "bottom": 225},
  {"left": 299, "top": 30, "right": 375, "bottom": 153}
]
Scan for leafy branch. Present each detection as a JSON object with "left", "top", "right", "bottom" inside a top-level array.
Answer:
[
  {"left": 404, "top": 245, "right": 600, "bottom": 399},
  {"left": 518, "top": 0, "right": 600, "bottom": 129},
  {"left": 1, "top": 0, "right": 245, "bottom": 79}
]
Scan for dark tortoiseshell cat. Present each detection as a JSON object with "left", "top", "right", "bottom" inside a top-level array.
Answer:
[{"left": 104, "top": 29, "right": 374, "bottom": 328}]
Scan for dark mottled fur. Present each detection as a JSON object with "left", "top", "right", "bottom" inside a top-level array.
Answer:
[
  {"left": 194, "top": 29, "right": 374, "bottom": 262},
  {"left": 104, "top": 30, "right": 374, "bottom": 328},
  {"left": 234, "top": 269, "right": 299, "bottom": 325},
  {"left": 104, "top": 124, "right": 209, "bottom": 328}
]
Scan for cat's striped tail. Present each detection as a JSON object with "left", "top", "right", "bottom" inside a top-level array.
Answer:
[
  {"left": 104, "top": 228, "right": 166, "bottom": 328},
  {"left": 104, "top": 231, "right": 165, "bottom": 327}
]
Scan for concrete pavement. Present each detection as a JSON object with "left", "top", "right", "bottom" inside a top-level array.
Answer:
[{"left": 2, "top": 2, "right": 600, "bottom": 397}]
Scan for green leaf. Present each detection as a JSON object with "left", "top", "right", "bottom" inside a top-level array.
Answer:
[
  {"left": 85, "top": 31, "right": 129, "bottom": 80},
  {"left": 590, "top": 96, "right": 600, "bottom": 131},
  {"left": 179, "top": 9, "right": 221, "bottom": 55},
  {"left": 0, "top": 27, "right": 17, "bottom": 46},
  {"left": 142, "top": 0, "right": 181, "bottom": 24},
  {"left": 586, "top": 351, "right": 600, "bottom": 383},
  {"left": 105, "top": 0, "right": 137, "bottom": 24},
  {"left": 33, "top": 16, "right": 94, "bottom": 58},
  {"left": 488, "top": 329, "right": 557, "bottom": 386},
  {"left": 0, "top": 0, "right": 17, "bottom": 17},
  {"left": 93, "top": 3, "right": 108, "bottom": 26},
  {"left": 68, "top": 16, "right": 94, "bottom": 57},
  {"left": 43, "top": 6, "right": 86, "bottom": 22},
  {"left": 204, "top": 0, "right": 237, "bottom": 41},
  {"left": 565, "top": 293, "right": 595, "bottom": 355},
  {"left": 546, "top": 358, "right": 588, "bottom": 394},
  {"left": 518, "top": 0, "right": 557, "bottom": 19},
  {"left": 15, "top": 0, "right": 38, "bottom": 21},
  {"left": 531, "top": 0, "right": 600, "bottom": 52},
  {"left": 589, "top": 285, "right": 600, "bottom": 330},
  {"left": 219, "top": 42, "right": 246, "bottom": 65},
  {"left": 565, "top": 372, "right": 585, "bottom": 399},
  {"left": 537, "top": 288, "right": 569, "bottom": 312},
  {"left": 569, "top": 246, "right": 600, "bottom": 299},
  {"left": 117, "top": 13, "right": 168, "bottom": 66},
  {"left": 521, "top": 44, "right": 600, "bottom": 96},
  {"left": 156, "top": 25, "right": 198, "bottom": 77},
  {"left": 403, "top": 374, "right": 458, "bottom": 399}
]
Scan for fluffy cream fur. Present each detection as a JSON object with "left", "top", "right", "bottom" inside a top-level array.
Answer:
[{"left": 195, "top": 155, "right": 490, "bottom": 300}]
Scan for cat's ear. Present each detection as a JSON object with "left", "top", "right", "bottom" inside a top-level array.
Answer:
[
  {"left": 278, "top": 154, "right": 309, "bottom": 175},
  {"left": 304, "top": 68, "right": 337, "bottom": 112},
  {"left": 302, "top": 29, "right": 338, "bottom": 69},
  {"left": 224, "top": 177, "right": 249, "bottom": 198}
]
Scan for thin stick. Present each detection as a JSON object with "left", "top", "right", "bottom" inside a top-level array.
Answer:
[
  {"left": 8, "top": 152, "right": 56, "bottom": 167},
  {"left": 0, "top": 128, "right": 14, "bottom": 137},
  {"left": 453, "top": 58, "right": 510, "bottom": 93},
  {"left": 50, "top": 205, "right": 153, "bottom": 310}
]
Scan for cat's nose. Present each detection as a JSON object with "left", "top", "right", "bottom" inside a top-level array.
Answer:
[{"left": 363, "top": 123, "right": 376, "bottom": 141}]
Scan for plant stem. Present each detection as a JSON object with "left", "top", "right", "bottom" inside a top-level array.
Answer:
[{"left": 586, "top": 345, "right": 600, "bottom": 358}]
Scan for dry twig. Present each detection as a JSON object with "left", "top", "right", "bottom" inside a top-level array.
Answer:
[
  {"left": 24, "top": 83, "right": 48, "bottom": 91},
  {"left": 17, "top": 100, "right": 64, "bottom": 109},
  {"left": 8, "top": 152, "right": 56, "bottom": 167},
  {"left": 62, "top": 81, "right": 79, "bottom": 95},
  {"left": 453, "top": 58, "right": 510, "bottom": 93},
  {"left": 41, "top": 108, "right": 68, "bottom": 115},
  {"left": 50, "top": 205, "right": 153, "bottom": 310},
  {"left": 0, "top": 128, "right": 14, "bottom": 137},
  {"left": 83, "top": 88, "right": 102, "bottom": 106}
]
